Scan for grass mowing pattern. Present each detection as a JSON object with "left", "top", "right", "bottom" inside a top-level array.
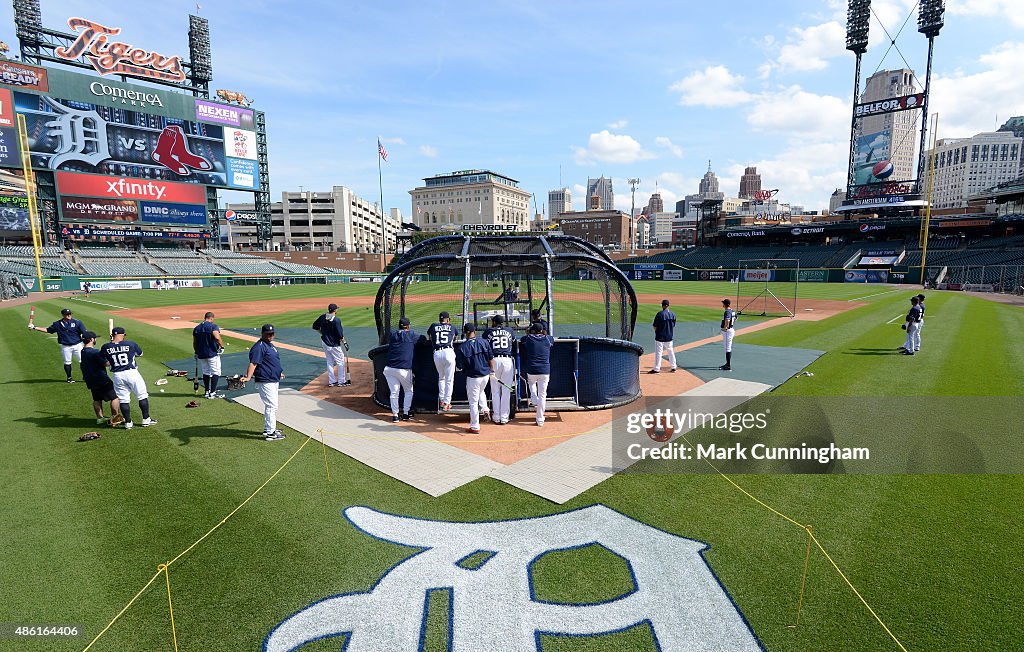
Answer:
[{"left": 1, "top": 284, "right": 1021, "bottom": 651}]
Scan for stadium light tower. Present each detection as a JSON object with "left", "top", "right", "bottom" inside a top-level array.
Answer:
[
  {"left": 915, "top": 0, "right": 945, "bottom": 195},
  {"left": 627, "top": 178, "right": 640, "bottom": 254},
  {"left": 845, "top": 0, "right": 872, "bottom": 193}
]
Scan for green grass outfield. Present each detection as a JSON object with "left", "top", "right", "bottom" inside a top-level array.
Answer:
[{"left": 1, "top": 282, "right": 1021, "bottom": 651}]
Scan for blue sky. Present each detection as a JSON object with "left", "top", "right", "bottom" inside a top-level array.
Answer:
[{"left": 3, "top": 0, "right": 1023, "bottom": 216}]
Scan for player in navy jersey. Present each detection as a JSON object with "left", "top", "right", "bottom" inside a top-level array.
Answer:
[
  {"left": 31, "top": 307, "right": 88, "bottom": 382},
  {"left": 651, "top": 299, "right": 677, "bottom": 373},
  {"left": 720, "top": 298, "right": 737, "bottom": 371},
  {"left": 900, "top": 297, "right": 923, "bottom": 356},
  {"left": 483, "top": 315, "right": 516, "bottom": 425},
  {"left": 384, "top": 317, "right": 421, "bottom": 422},
  {"left": 519, "top": 323, "right": 555, "bottom": 426},
  {"left": 242, "top": 324, "right": 286, "bottom": 440},
  {"left": 80, "top": 331, "right": 120, "bottom": 425},
  {"left": 193, "top": 311, "right": 225, "bottom": 399},
  {"left": 101, "top": 326, "right": 156, "bottom": 429},
  {"left": 313, "top": 303, "right": 349, "bottom": 387},
  {"left": 455, "top": 323, "right": 493, "bottom": 434},
  {"left": 427, "top": 312, "right": 457, "bottom": 411}
]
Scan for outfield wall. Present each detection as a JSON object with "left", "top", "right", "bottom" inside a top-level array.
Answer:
[
  {"left": 616, "top": 264, "right": 924, "bottom": 284},
  {"left": 29, "top": 273, "right": 387, "bottom": 293}
]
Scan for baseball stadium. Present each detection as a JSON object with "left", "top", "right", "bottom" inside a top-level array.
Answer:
[{"left": 2, "top": 2, "right": 1023, "bottom": 652}]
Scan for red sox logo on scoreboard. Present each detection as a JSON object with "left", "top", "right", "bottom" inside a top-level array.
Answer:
[{"left": 55, "top": 17, "right": 186, "bottom": 83}]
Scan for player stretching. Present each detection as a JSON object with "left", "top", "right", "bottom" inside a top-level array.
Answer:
[
  {"left": 720, "top": 298, "right": 736, "bottom": 371},
  {"left": 193, "top": 312, "right": 225, "bottom": 399},
  {"left": 484, "top": 315, "right": 516, "bottom": 425},
  {"left": 102, "top": 326, "right": 157, "bottom": 429},
  {"left": 427, "top": 311, "right": 457, "bottom": 411},
  {"left": 80, "top": 331, "right": 120, "bottom": 425},
  {"left": 520, "top": 323, "right": 554, "bottom": 427},
  {"left": 31, "top": 307, "right": 87, "bottom": 383},
  {"left": 312, "top": 303, "right": 349, "bottom": 387},
  {"left": 383, "top": 317, "right": 419, "bottom": 422},
  {"left": 456, "top": 323, "right": 493, "bottom": 434},
  {"left": 900, "top": 297, "right": 923, "bottom": 356},
  {"left": 650, "top": 299, "right": 677, "bottom": 374}
]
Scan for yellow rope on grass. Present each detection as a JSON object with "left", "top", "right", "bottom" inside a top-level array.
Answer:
[{"left": 82, "top": 437, "right": 312, "bottom": 651}]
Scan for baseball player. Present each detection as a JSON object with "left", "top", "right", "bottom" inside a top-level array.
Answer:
[
  {"left": 31, "top": 307, "right": 88, "bottom": 382},
  {"left": 529, "top": 308, "right": 549, "bottom": 335},
  {"left": 650, "top": 299, "right": 677, "bottom": 373},
  {"left": 241, "top": 324, "right": 286, "bottom": 440},
  {"left": 312, "top": 303, "right": 349, "bottom": 387},
  {"left": 914, "top": 293, "right": 926, "bottom": 352},
  {"left": 383, "top": 317, "right": 419, "bottom": 422},
  {"left": 80, "top": 331, "right": 120, "bottom": 425},
  {"left": 483, "top": 314, "right": 516, "bottom": 425},
  {"left": 900, "top": 297, "right": 923, "bottom": 356},
  {"left": 427, "top": 311, "right": 457, "bottom": 411},
  {"left": 101, "top": 326, "right": 157, "bottom": 429},
  {"left": 193, "top": 311, "right": 225, "bottom": 399},
  {"left": 720, "top": 298, "right": 736, "bottom": 371},
  {"left": 520, "top": 323, "right": 554, "bottom": 426},
  {"left": 455, "top": 323, "right": 493, "bottom": 434}
]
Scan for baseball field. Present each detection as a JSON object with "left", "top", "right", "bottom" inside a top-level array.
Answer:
[{"left": 1, "top": 281, "right": 1021, "bottom": 651}]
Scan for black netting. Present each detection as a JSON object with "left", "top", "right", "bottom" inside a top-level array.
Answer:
[{"left": 467, "top": 237, "right": 549, "bottom": 256}]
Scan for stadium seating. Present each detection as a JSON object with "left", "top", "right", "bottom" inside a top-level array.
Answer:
[
  {"left": 215, "top": 260, "right": 285, "bottom": 275},
  {"left": 153, "top": 262, "right": 229, "bottom": 276},
  {"left": 77, "top": 246, "right": 137, "bottom": 259},
  {"left": 270, "top": 260, "right": 332, "bottom": 274},
  {"left": 143, "top": 247, "right": 202, "bottom": 258},
  {"left": 79, "top": 260, "right": 163, "bottom": 276}
]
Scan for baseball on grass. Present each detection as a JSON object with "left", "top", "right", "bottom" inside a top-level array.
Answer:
[{"left": 160, "top": 389, "right": 165, "bottom": 393}]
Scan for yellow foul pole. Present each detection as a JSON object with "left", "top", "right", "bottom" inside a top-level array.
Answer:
[
  {"left": 15, "top": 113, "right": 45, "bottom": 292},
  {"left": 920, "top": 113, "right": 939, "bottom": 288}
]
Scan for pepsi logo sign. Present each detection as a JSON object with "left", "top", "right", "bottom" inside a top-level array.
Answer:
[
  {"left": 871, "top": 160, "right": 895, "bottom": 180},
  {"left": 225, "top": 209, "right": 236, "bottom": 221}
]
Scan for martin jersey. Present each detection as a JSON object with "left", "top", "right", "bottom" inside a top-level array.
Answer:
[
  {"left": 101, "top": 340, "right": 143, "bottom": 372},
  {"left": 427, "top": 323, "right": 457, "bottom": 349},
  {"left": 722, "top": 308, "right": 737, "bottom": 330},
  {"left": 483, "top": 327, "right": 515, "bottom": 355}
]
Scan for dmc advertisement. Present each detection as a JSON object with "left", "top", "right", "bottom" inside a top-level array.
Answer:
[
  {"left": 852, "top": 130, "right": 892, "bottom": 186},
  {"left": 138, "top": 201, "right": 207, "bottom": 225},
  {"left": 11, "top": 91, "right": 254, "bottom": 191}
]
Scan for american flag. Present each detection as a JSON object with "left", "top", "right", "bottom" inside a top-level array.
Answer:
[{"left": 378, "top": 139, "right": 388, "bottom": 162}]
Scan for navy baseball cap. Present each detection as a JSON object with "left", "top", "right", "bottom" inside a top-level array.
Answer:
[
  {"left": 328, "top": 303, "right": 339, "bottom": 312},
  {"left": 722, "top": 298, "right": 731, "bottom": 305},
  {"left": 463, "top": 322, "right": 477, "bottom": 334},
  {"left": 111, "top": 326, "right": 126, "bottom": 335},
  {"left": 261, "top": 324, "right": 275, "bottom": 333},
  {"left": 61, "top": 308, "right": 72, "bottom": 315},
  {"left": 492, "top": 314, "right": 505, "bottom": 324},
  {"left": 439, "top": 311, "right": 450, "bottom": 320},
  {"left": 82, "top": 331, "right": 97, "bottom": 341},
  {"left": 661, "top": 299, "right": 670, "bottom": 306},
  {"left": 398, "top": 317, "right": 411, "bottom": 328},
  {"left": 917, "top": 294, "right": 925, "bottom": 300},
  {"left": 528, "top": 323, "right": 543, "bottom": 334}
]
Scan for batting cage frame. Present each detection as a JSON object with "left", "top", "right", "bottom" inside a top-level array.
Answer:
[
  {"left": 370, "top": 235, "right": 643, "bottom": 413},
  {"left": 736, "top": 259, "right": 800, "bottom": 318}
]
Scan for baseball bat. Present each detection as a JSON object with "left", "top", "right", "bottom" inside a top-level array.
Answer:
[
  {"left": 344, "top": 342, "right": 351, "bottom": 384},
  {"left": 28, "top": 305, "right": 35, "bottom": 328},
  {"left": 108, "top": 318, "right": 114, "bottom": 339},
  {"left": 193, "top": 355, "right": 200, "bottom": 394},
  {"left": 489, "top": 374, "right": 515, "bottom": 393}
]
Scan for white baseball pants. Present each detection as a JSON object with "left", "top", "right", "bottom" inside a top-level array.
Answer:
[
  {"left": 466, "top": 375, "right": 489, "bottom": 429},
  {"left": 904, "top": 322, "right": 920, "bottom": 351},
  {"left": 257, "top": 381, "right": 279, "bottom": 433},
  {"left": 433, "top": 348, "right": 456, "bottom": 406},
  {"left": 653, "top": 340, "right": 676, "bottom": 371},
  {"left": 383, "top": 366, "right": 414, "bottom": 416},
  {"left": 490, "top": 357, "right": 515, "bottom": 423},
  {"left": 61, "top": 342, "right": 84, "bottom": 365},
  {"left": 527, "top": 373, "right": 549, "bottom": 425},
  {"left": 323, "top": 344, "right": 345, "bottom": 384},
  {"left": 199, "top": 355, "right": 222, "bottom": 376},
  {"left": 722, "top": 328, "right": 735, "bottom": 353},
  {"left": 113, "top": 368, "right": 149, "bottom": 403}
]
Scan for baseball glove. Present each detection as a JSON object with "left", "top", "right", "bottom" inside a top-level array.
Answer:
[
  {"left": 226, "top": 374, "right": 246, "bottom": 390},
  {"left": 110, "top": 413, "right": 126, "bottom": 427},
  {"left": 78, "top": 432, "right": 101, "bottom": 442},
  {"left": 901, "top": 324, "right": 907, "bottom": 330}
]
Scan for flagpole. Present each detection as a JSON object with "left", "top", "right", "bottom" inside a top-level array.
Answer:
[{"left": 377, "top": 138, "right": 386, "bottom": 266}]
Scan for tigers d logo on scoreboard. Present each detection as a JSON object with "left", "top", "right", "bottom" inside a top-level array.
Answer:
[{"left": 264, "top": 505, "right": 762, "bottom": 651}]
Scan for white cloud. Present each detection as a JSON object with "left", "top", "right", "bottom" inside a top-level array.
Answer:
[
  {"left": 929, "top": 41, "right": 1024, "bottom": 137},
  {"left": 746, "top": 86, "right": 848, "bottom": 142},
  {"left": 607, "top": 120, "right": 629, "bottom": 129},
  {"left": 654, "top": 136, "right": 683, "bottom": 158},
  {"left": 948, "top": 0, "right": 1024, "bottom": 27},
  {"left": 419, "top": 145, "right": 439, "bottom": 158},
  {"left": 776, "top": 21, "right": 847, "bottom": 72},
  {"left": 669, "top": 66, "right": 752, "bottom": 107},
  {"left": 571, "top": 183, "right": 587, "bottom": 212},
  {"left": 573, "top": 130, "right": 656, "bottom": 164}
]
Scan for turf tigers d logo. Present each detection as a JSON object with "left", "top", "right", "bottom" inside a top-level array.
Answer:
[{"left": 264, "top": 505, "right": 761, "bottom": 651}]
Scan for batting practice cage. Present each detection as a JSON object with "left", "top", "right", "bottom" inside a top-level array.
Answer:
[
  {"left": 736, "top": 259, "right": 800, "bottom": 318},
  {"left": 370, "top": 235, "right": 643, "bottom": 413}
]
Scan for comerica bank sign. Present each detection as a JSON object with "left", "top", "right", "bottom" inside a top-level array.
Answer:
[{"left": 89, "top": 81, "right": 164, "bottom": 108}]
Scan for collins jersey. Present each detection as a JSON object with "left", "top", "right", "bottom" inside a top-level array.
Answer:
[{"left": 101, "top": 340, "right": 143, "bottom": 372}]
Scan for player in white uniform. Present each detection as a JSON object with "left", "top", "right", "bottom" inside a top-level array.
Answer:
[
  {"left": 720, "top": 298, "right": 736, "bottom": 371},
  {"left": 101, "top": 326, "right": 157, "bottom": 429},
  {"left": 31, "top": 308, "right": 88, "bottom": 383},
  {"left": 427, "top": 312, "right": 457, "bottom": 411},
  {"left": 483, "top": 315, "right": 516, "bottom": 425}
]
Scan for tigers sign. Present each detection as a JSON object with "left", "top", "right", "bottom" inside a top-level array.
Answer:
[{"left": 55, "top": 18, "right": 186, "bottom": 83}]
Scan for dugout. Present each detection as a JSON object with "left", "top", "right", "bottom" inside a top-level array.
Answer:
[{"left": 369, "top": 235, "right": 643, "bottom": 413}]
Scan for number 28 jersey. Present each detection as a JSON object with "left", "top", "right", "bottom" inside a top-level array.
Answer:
[
  {"left": 101, "top": 340, "right": 143, "bottom": 372},
  {"left": 483, "top": 327, "right": 515, "bottom": 355}
]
